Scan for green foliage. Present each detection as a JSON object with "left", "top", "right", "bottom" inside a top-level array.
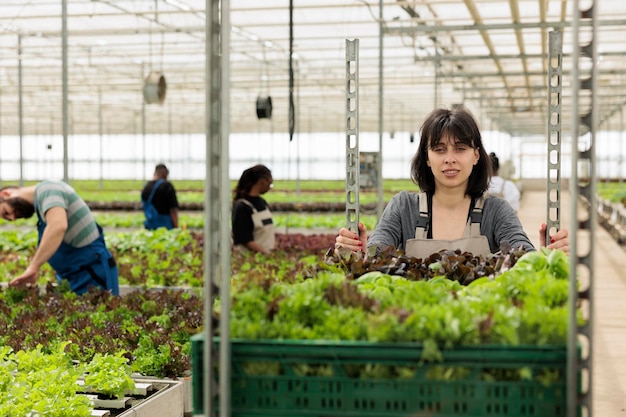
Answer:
[
  {"left": 0, "top": 229, "right": 38, "bottom": 251},
  {"left": 0, "top": 343, "right": 93, "bottom": 417},
  {"left": 83, "top": 352, "right": 135, "bottom": 399},
  {"left": 228, "top": 248, "right": 573, "bottom": 359},
  {"left": 88, "top": 211, "right": 378, "bottom": 231},
  {"left": 0, "top": 287, "right": 203, "bottom": 379},
  {"left": 275, "top": 213, "right": 378, "bottom": 231},
  {"left": 597, "top": 181, "right": 626, "bottom": 203},
  {"left": 67, "top": 179, "right": 415, "bottom": 195},
  {"left": 0, "top": 228, "right": 336, "bottom": 288},
  {"left": 0, "top": 189, "right": 578, "bottom": 391},
  {"left": 107, "top": 228, "right": 205, "bottom": 287},
  {"left": 131, "top": 334, "right": 190, "bottom": 379}
]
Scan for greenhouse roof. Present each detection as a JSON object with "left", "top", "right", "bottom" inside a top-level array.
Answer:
[{"left": 0, "top": 0, "right": 625, "bottom": 138}]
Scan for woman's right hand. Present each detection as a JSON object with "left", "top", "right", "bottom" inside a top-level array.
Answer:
[{"left": 335, "top": 222, "right": 368, "bottom": 253}]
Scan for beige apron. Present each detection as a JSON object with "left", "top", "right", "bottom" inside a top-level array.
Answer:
[
  {"left": 234, "top": 199, "right": 275, "bottom": 252},
  {"left": 405, "top": 193, "right": 491, "bottom": 258}
]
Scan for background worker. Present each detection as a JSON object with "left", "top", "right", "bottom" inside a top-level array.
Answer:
[
  {"left": 231, "top": 164, "right": 275, "bottom": 255},
  {"left": 0, "top": 180, "right": 119, "bottom": 295},
  {"left": 141, "top": 163, "right": 179, "bottom": 230},
  {"left": 488, "top": 152, "right": 521, "bottom": 212}
]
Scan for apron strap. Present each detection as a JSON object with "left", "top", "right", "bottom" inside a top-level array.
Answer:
[
  {"left": 147, "top": 179, "right": 164, "bottom": 204},
  {"left": 416, "top": 193, "right": 485, "bottom": 238},
  {"left": 415, "top": 192, "right": 429, "bottom": 239},
  {"left": 466, "top": 196, "right": 485, "bottom": 236},
  {"left": 238, "top": 198, "right": 257, "bottom": 212}
]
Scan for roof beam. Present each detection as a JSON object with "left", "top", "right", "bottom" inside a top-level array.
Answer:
[{"left": 383, "top": 18, "right": 626, "bottom": 34}]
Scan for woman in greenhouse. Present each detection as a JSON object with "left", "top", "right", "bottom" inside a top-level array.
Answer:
[
  {"left": 231, "top": 164, "right": 275, "bottom": 255},
  {"left": 335, "top": 106, "right": 569, "bottom": 258},
  {"left": 0, "top": 180, "right": 119, "bottom": 295}
]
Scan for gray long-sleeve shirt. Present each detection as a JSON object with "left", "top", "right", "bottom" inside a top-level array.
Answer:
[{"left": 368, "top": 191, "right": 535, "bottom": 254}]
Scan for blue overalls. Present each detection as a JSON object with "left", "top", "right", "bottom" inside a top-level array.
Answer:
[
  {"left": 37, "top": 207, "right": 119, "bottom": 295},
  {"left": 142, "top": 179, "right": 174, "bottom": 230}
]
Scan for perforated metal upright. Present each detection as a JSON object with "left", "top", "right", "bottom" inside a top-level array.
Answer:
[
  {"left": 546, "top": 31, "right": 563, "bottom": 243},
  {"left": 345, "top": 39, "right": 360, "bottom": 232},
  {"left": 568, "top": 1, "right": 597, "bottom": 416}
]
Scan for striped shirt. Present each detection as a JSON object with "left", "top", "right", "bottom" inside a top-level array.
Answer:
[{"left": 35, "top": 180, "right": 100, "bottom": 248}]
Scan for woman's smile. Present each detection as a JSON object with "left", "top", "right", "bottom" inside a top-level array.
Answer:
[{"left": 442, "top": 168, "right": 460, "bottom": 176}]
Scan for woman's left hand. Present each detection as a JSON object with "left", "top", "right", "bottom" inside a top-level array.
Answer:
[
  {"left": 335, "top": 223, "right": 368, "bottom": 254},
  {"left": 539, "top": 223, "right": 569, "bottom": 254}
]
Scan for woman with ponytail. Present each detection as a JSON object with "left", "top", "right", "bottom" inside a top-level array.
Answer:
[{"left": 231, "top": 164, "right": 275, "bottom": 254}]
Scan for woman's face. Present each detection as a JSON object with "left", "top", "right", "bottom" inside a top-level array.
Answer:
[
  {"left": 426, "top": 135, "right": 479, "bottom": 192},
  {"left": 259, "top": 176, "right": 273, "bottom": 194}
]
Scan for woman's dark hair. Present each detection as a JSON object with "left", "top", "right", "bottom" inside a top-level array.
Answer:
[
  {"left": 410, "top": 107, "right": 491, "bottom": 198},
  {"left": 489, "top": 152, "right": 500, "bottom": 174},
  {"left": 233, "top": 164, "right": 272, "bottom": 201}
]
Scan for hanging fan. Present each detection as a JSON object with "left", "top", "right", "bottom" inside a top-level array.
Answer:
[
  {"left": 256, "top": 96, "right": 273, "bottom": 119},
  {"left": 255, "top": 43, "right": 273, "bottom": 120},
  {"left": 143, "top": 71, "right": 167, "bottom": 105}
]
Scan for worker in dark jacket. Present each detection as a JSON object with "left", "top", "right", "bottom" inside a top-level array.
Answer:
[{"left": 141, "top": 163, "right": 180, "bottom": 230}]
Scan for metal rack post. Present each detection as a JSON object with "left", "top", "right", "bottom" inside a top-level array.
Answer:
[
  {"left": 546, "top": 31, "right": 562, "bottom": 242},
  {"left": 203, "top": 0, "right": 231, "bottom": 416},
  {"left": 568, "top": 1, "right": 597, "bottom": 416},
  {"left": 345, "top": 39, "right": 360, "bottom": 232},
  {"left": 376, "top": 0, "right": 385, "bottom": 221}
]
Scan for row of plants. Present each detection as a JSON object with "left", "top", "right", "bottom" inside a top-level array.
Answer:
[
  {"left": 64, "top": 178, "right": 414, "bottom": 193},
  {"left": 0, "top": 211, "right": 378, "bottom": 231},
  {"left": 596, "top": 180, "right": 626, "bottom": 204},
  {"left": 0, "top": 178, "right": 585, "bottom": 415},
  {"left": 0, "top": 245, "right": 571, "bottom": 380},
  {"left": 0, "top": 232, "right": 574, "bottom": 415},
  {"left": 0, "top": 234, "right": 341, "bottom": 415},
  {"left": 83, "top": 191, "right": 376, "bottom": 205},
  {"left": 8, "top": 178, "right": 620, "bottom": 203},
  {"left": 227, "top": 246, "right": 571, "bottom": 345},
  {"left": 0, "top": 343, "right": 135, "bottom": 416},
  {"left": 0, "top": 285, "right": 202, "bottom": 416},
  {"left": 0, "top": 284, "right": 203, "bottom": 380},
  {"left": 222, "top": 246, "right": 575, "bottom": 384},
  {"left": 4, "top": 179, "right": 415, "bottom": 205},
  {"left": 0, "top": 228, "right": 336, "bottom": 287}
]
